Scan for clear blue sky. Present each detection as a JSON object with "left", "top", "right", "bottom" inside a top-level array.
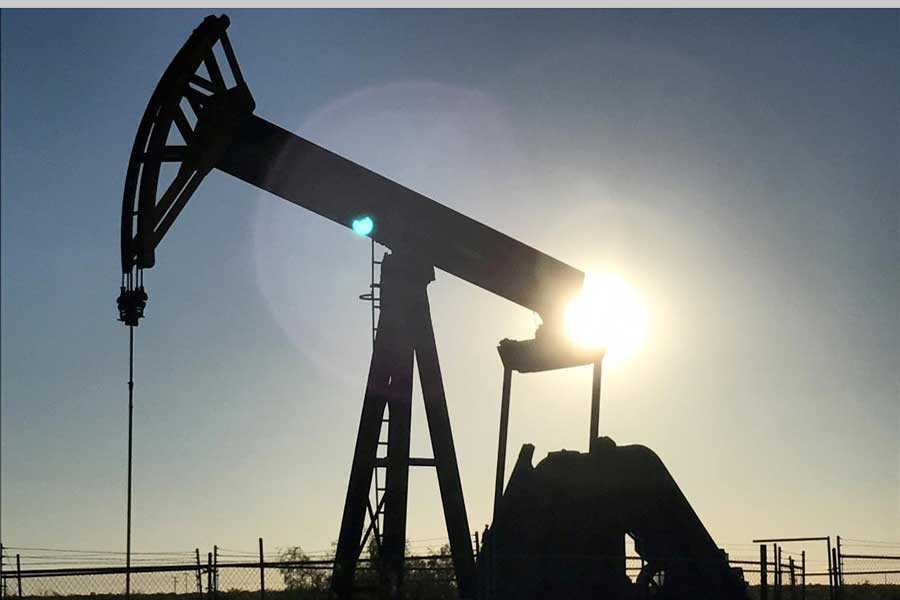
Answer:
[{"left": 2, "top": 9, "right": 897, "bottom": 566}]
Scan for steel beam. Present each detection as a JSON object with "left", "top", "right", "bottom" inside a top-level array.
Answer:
[{"left": 217, "top": 115, "right": 583, "bottom": 327}]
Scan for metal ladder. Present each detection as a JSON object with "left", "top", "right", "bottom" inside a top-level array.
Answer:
[{"left": 359, "top": 238, "right": 386, "bottom": 552}]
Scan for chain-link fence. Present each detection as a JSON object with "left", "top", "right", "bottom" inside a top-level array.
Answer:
[
  {"left": 0, "top": 558, "right": 453, "bottom": 599},
  {"left": 3, "top": 567, "right": 205, "bottom": 598},
  {"left": 3, "top": 544, "right": 900, "bottom": 598},
  {"left": 835, "top": 538, "right": 900, "bottom": 599},
  {"left": 840, "top": 554, "right": 900, "bottom": 586}
]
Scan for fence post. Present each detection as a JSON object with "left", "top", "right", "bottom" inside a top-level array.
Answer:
[
  {"left": 259, "top": 537, "right": 265, "bottom": 600},
  {"left": 15, "top": 554, "right": 22, "bottom": 598},
  {"left": 801, "top": 551, "right": 805, "bottom": 600},
  {"left": 195, "top": 548, "right": 203, "bottom": 596},
  {"left": 774, "top": 544, "right": 781, "bottom": 600},
  {"left": 207, "top": 552, "right": 213, "bottom": 600},
  {"left": 831, "top": 547, "right": 840, "bottom": 600},
  {"left": 213, "top": 546, "right": 218, "bottom": 598},
  {"left": 760, "top": 544, "right": 768, "bottom": 600},
  {"left": 789, "top": 557, "right": 796, "bottom": 600},
  {"left": 778, "top": 545, "right": 784, "bottom": 598},
  {"left": 836, "top": 536, "right": 843, "bottom": 593},
  {"left": 826, "top": 537, "right": 833, "bottom": 600}
]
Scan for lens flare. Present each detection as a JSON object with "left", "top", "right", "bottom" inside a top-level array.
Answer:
[
  {"left": 352, "top": 216, "right": 374, "bottom": 236},
  {"left": 564, "top": 272, "right": 649, "bottom": 368}
]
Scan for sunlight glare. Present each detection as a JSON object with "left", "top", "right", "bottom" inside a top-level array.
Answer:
[{"left": 564, "top": 272, "right": 649, "bottom": 368}]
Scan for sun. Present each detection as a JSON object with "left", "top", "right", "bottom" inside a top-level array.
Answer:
[{"left": 564, "top": 272, "right": 649, "bottom": 368}]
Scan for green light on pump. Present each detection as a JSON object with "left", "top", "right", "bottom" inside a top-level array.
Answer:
[{"left": 352, "top": 216, "right": 374, "bottom": 237}]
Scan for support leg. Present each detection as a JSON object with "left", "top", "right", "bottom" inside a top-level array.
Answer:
[
  {"left": 414, "top": 293, "right": 476, "bottom": 599},
  {"left": 335, "top": 254, "right": 475, "bottom": 599},
  {"left": 381, "top": 340, "right": 415, "bottom": 600},
  {"left": 333, "top": 317, "right": 399, "bottom": 597}
]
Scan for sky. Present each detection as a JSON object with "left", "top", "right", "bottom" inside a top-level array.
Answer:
[{"left": 1, "top": 8, "right": 898, "bottom": 572}]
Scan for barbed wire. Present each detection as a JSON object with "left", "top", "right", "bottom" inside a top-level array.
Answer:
[{"left": 840, "top": 538, "right": 900, "bottom": 546}]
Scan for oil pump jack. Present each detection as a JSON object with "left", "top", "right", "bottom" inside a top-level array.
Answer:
[
  {"left": 117, "top": 14, "right": 599, "bottom": 598},
  {"left": 118, "top": 15, "right": 749, "bottom": 600}
]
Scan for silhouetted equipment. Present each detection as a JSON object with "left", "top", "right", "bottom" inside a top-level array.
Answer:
[
  {"left": 481, "top": 438, "right": 749, "bottom": 600},
  {"left": 116, "top": 285, "right": 148, "bottom": 327},
  {"left": 118, "top": 15, "right": 599, "bottom": 600},
  {"left": 333, "top": 254, "right": 477, "bottom": 597},
  {"left": 119, "top": 14, "right": 740, "bottom": 600},
  {"left": 492, "top": 339, "right": 604, "bottom": 520},
  {"left": 492, "top": 331, "right": 606, "bottom": 517},
  {"left": 116, "top": 264, "right": 146, "bottom": 600},
  {"left": 120, "top": 15, "right": 584, "bottom": 330}
]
